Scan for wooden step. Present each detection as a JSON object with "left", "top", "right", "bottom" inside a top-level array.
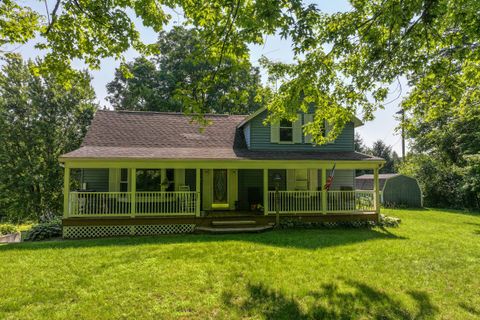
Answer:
[
  {"left": 195, "top": 225, "right": 273, "bottom": 234},
  {"left": 211, "top": 220, "right": 256, "bottom": 226}
]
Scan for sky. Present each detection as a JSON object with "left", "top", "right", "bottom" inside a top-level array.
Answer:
[{"left": 10, "top": 0, "right": 406, "bottom": 154}]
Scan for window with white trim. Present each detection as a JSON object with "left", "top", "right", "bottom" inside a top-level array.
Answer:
[
  {"left": 120, "top": 168, "right": 128, "bottom": 192},
  {"left": 319, "top": 120, "right": 327, "bottom": 137},
  {"left": 294, "top": 169, "right": 309, "bottom": 190},
  {"left": 136, "top": 169, "right": 175, "bottom": 191},
  {"left": 279, "top": 119, "right": 293, "bottom": 142}
]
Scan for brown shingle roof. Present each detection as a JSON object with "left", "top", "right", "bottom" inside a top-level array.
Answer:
[
  {"left": 60, "top": 110, "right": 384, "bottom": 161},
  {"left": 81, "top": 110, "right": 246, "bottom": 148}
]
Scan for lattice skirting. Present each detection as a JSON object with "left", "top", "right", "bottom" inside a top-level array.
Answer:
[{"left": 63, "top": 224, "right": 196, "bottom": 239}]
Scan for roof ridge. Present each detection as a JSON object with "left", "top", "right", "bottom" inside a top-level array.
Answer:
[{"left": 97, "top": 109, "right": 248, "bottom": 117}]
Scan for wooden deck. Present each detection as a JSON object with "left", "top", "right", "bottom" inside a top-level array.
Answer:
[{"left": 63, "top": 212, "right": 378, "bottom": 227}]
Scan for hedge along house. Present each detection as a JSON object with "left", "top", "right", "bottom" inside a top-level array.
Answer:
[
  {"left": 355, "top": 174, "right": 423, "bottom": 207},
  {"left": 60, "top": 109, "right": 385, "bottom": 238}
]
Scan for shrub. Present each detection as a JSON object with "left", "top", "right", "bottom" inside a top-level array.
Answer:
[
  {"left": 0, "top": 223, "right": 18, "bottom": 235},
  {"left": 279, "top": 215, "right": 401, "bottom": 229},
  {"left": 24, "top": 218, "right": 62, "bottom": 241},
  {"left": 377, "top": 214, "right": 401, "bottom": 227}
]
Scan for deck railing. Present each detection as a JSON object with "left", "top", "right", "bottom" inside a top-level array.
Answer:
[
  {"left": 268, "top": 191, "right": 323, "bottom": 214},
  {"left": 68, "top": 192, "right": 132, "bottom": 216},
  {"left": 68, "top": 190, "right": 374, "bottom": 217},
  {"left": 354, "top": 190, "right": 376, "bottom": 212},
  {"left": 267, "top": 190, "right": 375, "bottom": 214},
  {"left": 68, "top": 191, "right": 197, "bottom": 217},
  {"left": 136, "top": 192, "right": 197, "bottom": 215}
]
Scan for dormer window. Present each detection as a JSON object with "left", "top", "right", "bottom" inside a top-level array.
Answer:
[{"left": 279, "top": 119, "right": 293, "bottom": 142}]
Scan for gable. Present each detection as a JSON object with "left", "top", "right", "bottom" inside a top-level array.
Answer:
[
  {"left": 246, "top": 109, "right": 356, "bottom": 152},
  {"left": 237, "top": 107, "right": 364, "bottom": 129}
]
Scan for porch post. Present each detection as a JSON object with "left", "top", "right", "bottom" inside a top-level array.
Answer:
[
  {"left": 63, "top": 165, "right": 70, "bottom": 218},
  {"left": 131, "top": 168, "right": 136, "bottom": 217},
  {"left": 196, "top": 168, "right": 201, "bottom": 217},
  {"left": 263, "top": 169, "right": 268, "bottom": 215},
  {"left": 374, "top": 167, "right": 380, "bottom": 214},
  {"left": 321, "top": 167, "right": 327, "bottom": 214}
]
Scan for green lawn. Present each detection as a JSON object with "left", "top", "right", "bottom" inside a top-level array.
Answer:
[{"left": 1, "top": 209, "right": 479, "bottom": 319}]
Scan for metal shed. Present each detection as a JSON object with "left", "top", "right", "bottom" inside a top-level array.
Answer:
[{"left": 355, "top": 173, "right": 423, "bottom": 207}]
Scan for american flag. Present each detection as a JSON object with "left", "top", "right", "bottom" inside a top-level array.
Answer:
[{"left": 324, "top": 163, "right": 336, "bottom": 191}]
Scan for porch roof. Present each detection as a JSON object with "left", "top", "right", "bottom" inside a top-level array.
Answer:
[
  {"left": 61, "top": 146, "right": 382, "bottom": 161},
  {"left": 60, "top": 110, "right": 383, "bottom": 162}
]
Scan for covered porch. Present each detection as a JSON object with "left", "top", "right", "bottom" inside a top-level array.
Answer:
[{"left": 62, "top": 160, "right": 383, "bottom": 219}]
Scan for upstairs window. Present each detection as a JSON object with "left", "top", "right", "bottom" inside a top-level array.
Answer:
[
  {"left": 319, "top": 120, "right": 327, "bottom": 137},
  {"left": 279, "top": 119, "right": 293, "bottom": 142}
]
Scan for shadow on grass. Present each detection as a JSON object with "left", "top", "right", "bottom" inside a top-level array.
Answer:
[
  {"left": 423, "top": 207, "right": 480, "bottom": 217},
  {"left": 0, "top": 227, "right": 406, "bottom": 252},
  {"left": 459, "top": 302, "right": 480, "bottom": 316},
  {"left": 222, "top": 279, "right": 437, "bottom": 319},
  {"left": 463, "top": 223, "right": 480, "bottom": 235}
]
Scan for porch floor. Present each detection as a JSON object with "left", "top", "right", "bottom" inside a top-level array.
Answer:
[{"left": 63, "top": 212, "right": 378, "bottom": 228}]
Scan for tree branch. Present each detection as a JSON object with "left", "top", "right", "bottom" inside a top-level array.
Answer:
[{"left": 45, "top": 0, "right": 61, "bottom": 34}]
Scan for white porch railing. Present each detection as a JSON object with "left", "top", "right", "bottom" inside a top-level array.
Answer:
[
  {"left": 354, "top": 190, "right": 376, "bottom": 212},
  {"left": 69, "top": 192, "right": 132, "bottom": 216},
  {"left": 328, "top": 190, "right": 375, "bottom": 212},
  {"left": 68, "top": 191, "right": 197, "bottom": 217},
  {"left": 268, "top": 191, "right": 323, "bottom": 213},
  {"left": 267, "top": 190, "right": 375, "bottom": 214},
  {"left": 136, "top": 192, "right": 197, "bottom": 215}
]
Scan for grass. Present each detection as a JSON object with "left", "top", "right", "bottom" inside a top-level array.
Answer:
[{"left": 1, "top": 208, "right": 479, "bottom": 319}]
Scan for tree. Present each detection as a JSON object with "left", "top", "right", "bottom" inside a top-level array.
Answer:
[
  {"left": 0, "top": 54, "right": 97, "bottom": 221},
  {"left": 354, "top": 133, "right": 367, "bottom": 153},
  {"left": 1, "top": 1, "right": 479, "bottom": 144},
  {"left": 399, "top": 105, "right": 480, "bottom": 209},
  {"left": 106, "top": 27, "right": 266, "bottom": 115},
  {"left": 367, "top": 140, "right": 398, "bottom": 174}
]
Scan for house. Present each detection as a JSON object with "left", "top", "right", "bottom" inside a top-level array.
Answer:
[
  {"left": 356, "top": 173, "right": 423, "bottom": 207},
  {"left": 60, "top": 108, "right": 384, "bottom": 238}
]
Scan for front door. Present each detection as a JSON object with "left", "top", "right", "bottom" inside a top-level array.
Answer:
[{"left": 212, "top": 169, "right": 228, "bottom": 208}]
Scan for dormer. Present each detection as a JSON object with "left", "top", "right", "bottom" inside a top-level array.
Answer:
[{"left": 237, "top": 107, "right": 363, "bottom": 152}]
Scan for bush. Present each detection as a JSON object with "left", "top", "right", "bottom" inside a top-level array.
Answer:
[
  {"left": 24, "top": 218, "right": 62, "bottom": 241},
  {"left": 0, "top": 223, "right": 18, "bottom": 235},
  {"left": 377, "top": 214, "right": 401, "bottom": 227},
  {"left": 400, "top": 154, "right": 480, "bottom": 209},
  {"left": 279, "top": 215, "right": 401, "bottom": 229}
]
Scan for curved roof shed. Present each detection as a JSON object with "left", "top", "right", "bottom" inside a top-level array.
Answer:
[{"left": 356, "top": 173, "right": 423, "bottom": 207}]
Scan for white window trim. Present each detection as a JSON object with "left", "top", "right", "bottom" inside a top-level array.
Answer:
[{"left": 279, "top": 120, "right": 294, "bottom": 143}]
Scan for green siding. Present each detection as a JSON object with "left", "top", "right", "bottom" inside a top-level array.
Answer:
[
  {"left": 237, "top": 169, "right": 264, "bottom": 210},
  {"left": 383, "top": 176, "right": 422, "bottom": 207},
  {"left": 248, "top": 110, "right": 355, "bottom": 151},
  {"left": 81, "top": 169, "right": 109, "bottom": 191},
  {"left": 324, "top": 170, "right": 355, "bottom": 190}
]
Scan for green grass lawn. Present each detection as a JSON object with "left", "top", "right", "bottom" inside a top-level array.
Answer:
[{"left": 1, "top": 208, "right": 479, "bottom": 319}]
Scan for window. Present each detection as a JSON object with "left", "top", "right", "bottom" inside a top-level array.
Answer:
[
  {"left": 319, "top": 120, "right": 332, "bottom": 138},
  {"left": 279, "top": 119, "right": 293, "bottom": 142},
  {"left": 120, "top": 168, "right": 128, "bottom": 192},
  {"left": 136, "top": 169, "right": 161, "bottom": 191},
  {"left": 295, "top": 169, "right": 309, "bottom": 190},
  {"left": 319, "top": 120, "right": 326, "bottom": 137},
  {"left": 165, "top": 169, "right": 174, "bottom": 191},
  {"left": 136, "top": 169, "right": 175, "bottom": 191}
]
